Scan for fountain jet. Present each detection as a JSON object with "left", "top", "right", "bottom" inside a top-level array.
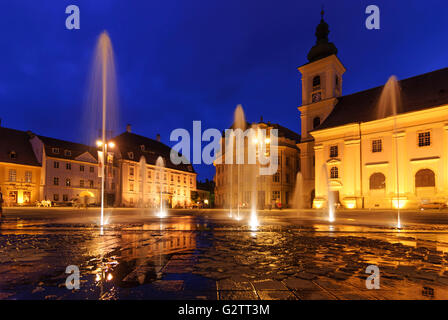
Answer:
[
  {"left": 377, "top": 76, "right": 402, "bottom": 229},
  {"left": 155, "top": 156, "right": 167, "bottom": 218}
]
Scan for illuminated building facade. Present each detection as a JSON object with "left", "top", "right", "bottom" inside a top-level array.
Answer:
[
  {"left": 299, "top": 13, "right": 448, "bottom": 209},
  {"left": 0, "top": 127, "right": 41, "bottom": 206},
  {"left": 113, "top": 127, "right": 197, "bottom": 208},
  {"left": 214, "top": 121, "right": 300, "bottom": 209}
]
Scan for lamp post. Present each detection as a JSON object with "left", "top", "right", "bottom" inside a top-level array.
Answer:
[{"left": 96, "top": 140, "right": 115, "bottom": 228}]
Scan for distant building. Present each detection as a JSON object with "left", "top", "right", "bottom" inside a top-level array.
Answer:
[
  {"left": 214, "top": 121, "right": 300, "bottom": 209},
  {"left": 29, "top": 134, "right": 111, "bottom": 205},
  {"left": 298, "top": 11, "right": 448, "bottom": 209},
  {"left": 0, "top": 127, "right": 41, "bottom": 206},
  {"left": 112, "top": 127, "right": 197, "bottom": 208}
]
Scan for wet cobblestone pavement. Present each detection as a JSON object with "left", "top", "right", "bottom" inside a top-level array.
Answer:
[{"left": 1, "top": 208, "right": 448, "bottom": 300}]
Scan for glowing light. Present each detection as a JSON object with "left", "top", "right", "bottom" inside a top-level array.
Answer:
[
  {"left": 328, "top": 206, "right": 335, "bottom": 223},
  {"left": 249, "top": 209, "right": 259, "bottom": 231},
  {"left": 392, "top": 198, "right": 407, "bottom": 209},
  {"left": 313, "top": 199, "right": 324, "bottom": 209},
  {"left": 252, "top": 138, "right": 258, "bottom": 144},
  {"left": 344, "top": 200, "right": 356, "bottom": 209},
  {"left": 157, "top": 210, "right": 167, "bottom": 218},
  {"left": 204, "top": 199, "right": 209, "bottom": 205},
  {"left": 96, "top": 140, "right": 103, "bottom": 147},
  {"left": 108, "top": 141, "right": 115, "bottom": 148},
  {"left": 107, "top": 273, "right": 113, "bottom": 281},
  {"left": 95, "top": 274, "right": 101, "bottom": 282},
  {"left": 265, "top": 138, "right": 270, "bottom": 144}
]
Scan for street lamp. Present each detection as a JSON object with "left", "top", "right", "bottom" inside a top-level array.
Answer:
[{"left": 96, "top": 139, "right": 115, "bottom": 229}]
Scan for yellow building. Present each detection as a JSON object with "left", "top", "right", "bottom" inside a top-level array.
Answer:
[
  {"left": 113, "top": 127, "right": 197, "bottom": 208},
  {"left": 214, "top": 121, "right": 301, "bottom": 209},
  {"left": 298, "top": 12, "right": 448, "bottom": 209},
  {"left": 0, "top": 127, "right": 41, "bottom": 206}
]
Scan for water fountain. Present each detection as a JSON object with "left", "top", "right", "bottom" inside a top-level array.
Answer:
[
  {"left": 377, "top": 76, "right": 402, "bottom": 229},
  {"left": 291, "top": 172, "right": 304, "bottom": 210},
  {"left": 322, "top": 164, "right": 335, "bottom": 222},
  {"left": 155, "top": 156, "right": 167, "bottom": 218},
  {"left": 85, "top": 31, "right": 119, "bottom": 230},
  {"left": 232, "top": 105, "right": 246, "bottom": 221},
  {"left": 139, "top": 156, "right": 146, "bottom": 208}
]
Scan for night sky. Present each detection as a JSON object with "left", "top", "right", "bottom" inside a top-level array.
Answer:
[{"left": 1, "top": 0, "right": 447, "bottom": 180}]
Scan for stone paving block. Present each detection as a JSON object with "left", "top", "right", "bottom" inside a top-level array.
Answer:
[
  {"left": 219, "top": 290, "right": 259, "bottom": 300},
  {"left": 283, "top": 277, "right": 320, "bottom": 291},
  {"left": 217, "top": 279, "right": 253, "bottom": 291},
  {"left": 257, "top": 290, "right": 298, "bottom": 300},
  {"left": 252, "top": 279, "right": 288, "bottom": 291},
  {"left": 152, "top": 280, "right": 184, "bottom": 292},
  {"left": 294, "top": 290, "right": 337, "bottom": 300}
]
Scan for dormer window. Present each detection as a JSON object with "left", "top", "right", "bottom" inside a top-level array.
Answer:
[
  {"left": 312, "top": 75, "right": 321, "bottom": 89},
  {"left": 9, "top": 151, "right": 17, "bottom": 160},
  {"left": 140, "top": 145, "right": 145, "bottom": 151},
  {"left": 64, "top": 150, "right": 71, "bottom": 156},
  {"left": 52, "top": 148, "right": 60, "bottom": 154},
  {"left": 128, "top": 152, "right": 134, "bottom": 159}
]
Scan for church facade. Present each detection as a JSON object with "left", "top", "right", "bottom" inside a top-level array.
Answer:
[{"left": 298, "top": 12, "right": 448, "bottom": 209}]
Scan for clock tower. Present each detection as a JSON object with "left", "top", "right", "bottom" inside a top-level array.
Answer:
[{"left": 297, "top": 9, "right": 345, "bottom": 207}]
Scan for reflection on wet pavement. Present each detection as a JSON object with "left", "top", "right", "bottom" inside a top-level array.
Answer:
[{"left": 1, "top": 210, "right": 448, "bottom": 300}]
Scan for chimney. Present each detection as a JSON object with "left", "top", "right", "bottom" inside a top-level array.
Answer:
[
  {"left": 126, "top": 124, "right": 131, "bottom": 133},
  {"left": 156, "top": 134, "right": 161, "bottom": 142}
]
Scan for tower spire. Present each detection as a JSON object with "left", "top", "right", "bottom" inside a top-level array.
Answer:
[{"left": 307, "top": 7, "right": 338, "bottom": 62}]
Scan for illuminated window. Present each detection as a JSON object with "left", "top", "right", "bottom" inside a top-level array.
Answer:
[
  {"left": 129, "top": 167, "right": 134, "bottom": 176},
  {"left": 372, "top": 139, "right": 382, "bottom": 153},
  {"left": 54, "top": 161, "right": 59, "bottom": 169},
  {"left": 369, "top": 173, "right": 385, "bottom": 190},
  {"left": 415, "top": 169, "right": 435, "bottom": 187},
  {"left": 52, "top": 148, "right": 60, "bottom": 154},
  {"left": 9, "top": 169, "right": 16, "bottom": 182},
  {"left": 66, "top": 178, "right": 71, "bottom": 187},
  {"left": 418, "top": 131, "right": 431, "bottom": 147},
  {"left": 330, "top": 167, "right": 338, "bottom": 179},
  {"left": 330, "top": 145, "right": 338, "bottom": 158},
  {"left": 25, "top": 171, "right": 32, "bottom": 183},
  {"left": 273, "top": 172, "right": 280, "bottom": 182}
]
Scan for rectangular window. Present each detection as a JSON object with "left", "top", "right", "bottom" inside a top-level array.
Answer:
[
  {"left": 52, "top": 148, "right": 60, "bottom": 154},
  {"left": 53, "top": 194, "right": 59, "bottom": 201},
  {"left": 63, "top": 194, "right": 68, "bottom": 202},
  {"left": 272, "top": 191, "right": 280, "bottom": 200},
  {"left": 25, "top": 171, "right": 32, "bottom": 183},
  {"left": 129, "top": 182, "right": 134, "bottom": 192},
  {"left": 273, "top": 172, "right": 280, "bottom": 183},
  {"left": 330, "top": 145, "right": 338, "bottom": 158},
  {"left": 9, "top": 169, "right": 16, "bottom": 182},
  {"left": 90, "top": 166, "right": 94, "bottom": 173},
  {"left": 66, "top": 178, "right": 71, "bottom": 187},
  {"left": 64, "top": 150, "right": 71, "bottom": 156},
  {"left": 148, "top": 171, "right": 152, "bottom": 179},
  {"left": 80, "top": 165, "right": 85, "bottom": 172},
  {"left": 66, "top": 163, "right": 71, "bottom": 170},
  {"left": 89, "top": 180, "right": 93, "bottom": 188},
  {"left": 129, "top": 167, "right": 134, "bottom": 176},
  {"left": 54, "top": 161, "right": 59, "bottom": 169},
  {"left": 53, "top": 177, "right": 59, "bottom": 185},
  {"left": 80, "top": 180, "right": 84, "bottom": 187},
  {"left": 372, "top": 139, "right": 382, "bottom": 153},
  {"left": 418, "top": 131, "right": 431, "bottom": 147}
]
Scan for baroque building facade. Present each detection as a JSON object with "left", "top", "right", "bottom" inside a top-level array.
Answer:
[
  {"left": 298, "top": 12, "right": 448, "bottom": 209},
  {"left": 214, "top": 121, "right": 300, "bottom": 209}
]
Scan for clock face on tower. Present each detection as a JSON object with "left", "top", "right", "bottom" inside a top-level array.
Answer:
[{"left": 312, "top": 92, "right": 322, "bottom": 103}]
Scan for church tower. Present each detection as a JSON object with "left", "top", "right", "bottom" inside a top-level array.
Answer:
[{"left": 297, "top": 9, "right": 345, "bottom": 207}]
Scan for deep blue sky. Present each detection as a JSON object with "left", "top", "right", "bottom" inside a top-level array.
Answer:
[{"left": 1, "top": 0, "right": 447, "bottom": 180}]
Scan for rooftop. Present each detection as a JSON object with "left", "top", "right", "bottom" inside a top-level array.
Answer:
[{"left": 0, "top": 127, "right": 40, "bottom": 166}]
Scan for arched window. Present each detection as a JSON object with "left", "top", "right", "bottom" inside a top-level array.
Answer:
[
  {"left": 312, "top": 75, "right": 321, "bottom": 88},
  {"left": 370, "top": 173, "right": 385, "bottom": 190},
  {"left": 330, "top": 167, "right": 338, "bottom": 179},
  {"left": 313, "top": 117, "right": 321, "bottom": 129},
  {"left": 415, "top": 169, "right": 435, "bottom": 187}
]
